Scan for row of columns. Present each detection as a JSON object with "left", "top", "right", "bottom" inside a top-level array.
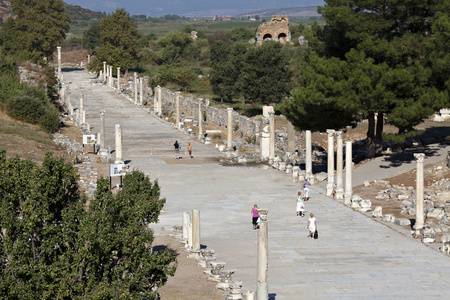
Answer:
[{"left": 326, "top": 130, "right": 353, "bottom": 204}]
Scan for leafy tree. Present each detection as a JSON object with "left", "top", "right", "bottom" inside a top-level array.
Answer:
[
  {"left": 228, "top": 27, "right": 254, "bottom": 42},
  {"left": 0, "top": 0, "right": 70, "bottom": 58},
  {"left": 82, "top": 22, "right": 102, "bottom": 53},
  {"left": 240, "top": 41, "right": 292, "bottom": 106},
  {"left": 0, "top": 152, "right": 176, "bottom": 299},
  {"left": 157, "top": 30, "right": 193, "bottom": 64},
  {"left": 174, "top": 66, "right": 196, "bottom": 91},
  {"left": 281, "top": 0, "right": 449, "bottom": 157},
  {"left": 210, "top": 41, "right": 246, "bottom": 102},
  {"left": 90, "top": 8, "right": 141, "bottom": 72}
]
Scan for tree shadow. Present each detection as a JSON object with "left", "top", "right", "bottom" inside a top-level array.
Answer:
[
  {"left": 62, "top": 67, "right": 84, "bottom": 72},
  {"left": 269, "top": 293, "right": 277, "bottom": 300},
  {"left": 379, "top": 144, "right": 444, "bottom": 168}
]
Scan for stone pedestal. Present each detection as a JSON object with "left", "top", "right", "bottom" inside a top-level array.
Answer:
[
  {"left": 326, "top": 129, "right": 335, "bottom": 196},
  {"left": 116, "top": 67, "right": 120, "bottom": 91},
  {"left": 198, "top": 98, "right": 203, "bottom": 139},
  {"left": 414, "top": 153, "right": 425, "bottom": 236},
  {"left": 305, "top": 130, "right": 313, "bottom": 180},
  {"left": 344, "top": 141, "right": 353, "bottom": 205},
  {"left": 335, "top": 131, "right": 344, "bottom": 200},
  {"left": 287, "top": 121, "right": 295, "bottom": 152},
  {"left": 176, "top": 92, "right": 180, "bottom": 125},
  {"left": 257, "top": 209, "right": 268, "bottom": 300},
  {"left": 192, "top": 209, "right": 200, "bottom": 251},
  {"left": 114, "top": 124, "right": 124, "bottom": 164},
  {"left": 227, "top": 108, "right": 233, "bottom": 150}
]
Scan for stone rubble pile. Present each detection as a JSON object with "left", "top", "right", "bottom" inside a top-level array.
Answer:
[
  {"left": 53, "top": 132, "right": 98, "bottom": 198},
  {"left": 364, "top": 175, "right": 450, "bottom": 245}
]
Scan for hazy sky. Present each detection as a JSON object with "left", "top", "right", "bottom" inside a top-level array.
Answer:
[{"left": 64, "top": 0, "right": 324, "bottom": 16}]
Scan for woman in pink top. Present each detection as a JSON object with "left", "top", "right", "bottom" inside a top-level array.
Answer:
[{"left": 251, "top": 204, "right": 259, "bottom": 230}]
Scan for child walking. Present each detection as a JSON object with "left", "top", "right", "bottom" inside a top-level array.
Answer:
[{"left": 296, "top": 191, "right": 305, "bottom": 217}]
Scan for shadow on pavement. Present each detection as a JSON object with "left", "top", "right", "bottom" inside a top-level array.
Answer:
[{"left": 380, "top": 144, "right": 446, "bottom": 168}]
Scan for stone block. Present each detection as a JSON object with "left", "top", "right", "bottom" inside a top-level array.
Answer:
[
  {"left": 440, "top": 234, "right": 450, "bottom": 243},
  {"left": 402, "top": 200, "right": 413, "bottom": 208},
  {"left": 363, "top": 181, "right": 370, "bottom": 187},
  {"left": 398, "top": 194, "right": 410, "bottom": 201},
  {"left": 383, "top": 214, "right": 395, "bottom": 222},
  {"left": 237, "top": 157, "right": 247, "bottom": 163},
  {"left": 360, "top": 199, "right": 372, "bottom": 208},
  {"left": 218, "top": 145, "right": 226, "bottom": 152},
  {"left": 278, "top": 162, "right": 286, "bottom": 171},
  {"left": 315, "top": 172, "right": 327, "bottom": 182},
  {"left": 395, "top": 218, "right": 411, "bottom": 226},
  {"left": 372, "top": 206, "right": 383, "bottom": 218},
  {"left": 422, "top": 237, "right": 435, "bottom": 243},
  {"left": 408, "top": 208, "right": 416, "bottom": 215}
]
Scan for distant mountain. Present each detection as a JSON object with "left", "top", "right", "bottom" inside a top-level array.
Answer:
[{"left": 240, "top": 6, "right": 320, "bottom": 18}]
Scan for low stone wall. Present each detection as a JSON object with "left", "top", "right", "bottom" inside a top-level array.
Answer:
[{"left": 159, "top": 87, "right": 261, "bottom": 139}]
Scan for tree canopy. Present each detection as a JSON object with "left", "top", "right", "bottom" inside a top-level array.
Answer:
[
  {"left": 280, "top": 0, "right": 450, "bottom": 156},
  {"left": 0, "top": 0, "right": 70, "bottom": 58},
  {"left": 0, "top": 152, "right": 176, "bottom": 299},
  {"left": 89, "top": 8, "right": 141, "bottom": 73}
]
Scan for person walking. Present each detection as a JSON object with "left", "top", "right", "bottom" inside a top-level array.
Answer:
[
  {"left": 307, "top": 213, "right": 317, "bottom": 239},
  {"left": 296, "top": 191, "right": 305, "bottom": 217},
  {"left": 302, "top": 179, "right": 310, "bottom": 201},
  {"left": 174, "top": 140, "right": 180, "bottom": 159},
  {"left": 188, "top": 143, "right": 192, "bottom": 159},
  {"left": 251, "top": 204, "right": 259, "bottom": 230}
]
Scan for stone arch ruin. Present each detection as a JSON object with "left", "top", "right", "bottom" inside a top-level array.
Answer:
[{"left": 256, "top": 15, "right": 291, "bottom": 45}]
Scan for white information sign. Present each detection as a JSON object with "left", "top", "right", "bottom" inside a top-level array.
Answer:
[
  {"left": 83, "top": 134, "right": 96, "bottom": 145},
  {"left": 110, "top": 164, "right": 123, "bottom": 177}
]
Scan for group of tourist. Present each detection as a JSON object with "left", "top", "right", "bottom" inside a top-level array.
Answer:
[
  {"left": 174, "top": 140, "right": 193, "bottom": 159},
  {"left": 251, "top": 179, "right": 317, "bottom": 238}
]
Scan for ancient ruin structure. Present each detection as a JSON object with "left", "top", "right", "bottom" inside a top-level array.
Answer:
[{"left": 256, "top": 15, "right": 291, "bottom": 45}]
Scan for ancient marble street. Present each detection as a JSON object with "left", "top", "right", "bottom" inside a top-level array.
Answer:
[{"left": 64, "top": 69, "right": 450, "bottom": 299}]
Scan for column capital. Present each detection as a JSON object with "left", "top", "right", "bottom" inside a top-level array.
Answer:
[
  {"left": 268, "top": 111, "right": 275, "bottom": 116},
  {"left": 414, "top": 153, "right": 425, "bottom": 162},
  {"left": 227, "top": 107, "right": 233, "bottom": 112},
  {"left": 257, "top": 209, "right": 269, "bottom": 221},
  {"left": 103, "top": 61, "right": 106, "bottom": 64},
  {"left": 326, "top": 129, "right": 335, "bottom": 136},
  {"left": 335, "top": 131, "right": 343, "bottom": 138},
  {"left": 57, "top": 46, "right": 61, "bottom": 49}
]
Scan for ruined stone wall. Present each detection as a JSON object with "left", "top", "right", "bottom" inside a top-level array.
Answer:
[
  {"left": 256, "top": 15, "right": 291, "bottom": 44},
  {"left": 159, "top": 87, "right": 260, "bottom": 138}
]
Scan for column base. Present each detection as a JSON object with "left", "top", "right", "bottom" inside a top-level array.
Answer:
[
  {"left": 114, "top": 160, "right": 124, "bottom": 165},
  {"left": 335, "top": 187, "right": 344, "bottom": 200},
  {"left": 344, "top": 191, "right": 352, "bottom": 205},
  {"left": 326, "top": 182, "right": 334, "bottom": 196}
]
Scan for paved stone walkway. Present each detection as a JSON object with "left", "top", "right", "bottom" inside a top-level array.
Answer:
[{"left": 66, "top": 69, "right": 450, "bottom": 299}]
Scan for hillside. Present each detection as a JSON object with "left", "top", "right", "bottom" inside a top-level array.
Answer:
[
  {"left": 0, "top": 0, "right": 105, "bottom": 25},
  {"left": 184, "top": 6, "right": 320, "bottom": 18}
]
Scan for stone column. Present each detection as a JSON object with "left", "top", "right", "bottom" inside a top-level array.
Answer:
[
  {"left": 344, "top": 141, "right": 353, "bottom": 205},
  {"left": 114, "top": 124, "right": 124, "bottom": 164},
  {"left": 182, "top": 211, "right": 190, "bottom": 243},
  {"left": 335, "top": 131, "right": 344, "bottom": 200},
  {"left": 305, "top": 130, "right": 312, "bottom": 180},
  {"left": 198, "top": 98, "right": 203, "bottom": 139},
  {"left": 227, "top": 108, "right": 233, "bottom": 150},
  {"left": 57, "top": 46, "right": 61, "bottom": 75},
  {"left": 87, "top": 54, "right": 90, "bottom": 64},
  {"left": 192, "top": 209, "right": 200, "bottom": 251},
  {"left": 257, "top": 209, "right": 269, "bottom": 300},
  {"left": 157, "top": 86, "right": 162, "bottom": 115},
  {"left": 98, "top": 111, "right": 107, "bottom": 155},
  {"left": 260, "top": 118, "right": 270, "bottom": 160},
  {"left": 103, "top": 62, "right": 106, "bottom": 82},
  {"left": 79, "top": 95, "right": 84, "bottom": 125},
  {"left": 134, "top": 73, "right": 138, "bottom": 105},
  {"left": 414, "top": 153, "right": 425, "bottom": 234},
  {"left": 116, "top": 67, "right": 120, "bottom": 91},
  {"left": 326, "top": 129, "right": 335, "bottom": 196},
  {"left": 139, "top": 78, "right": 143, "bottom": 106},
  {"left": 287, "top": 121, "right": 295, "bottom": 153},
  {"left": 176, "top": 92, "right": 180, "bottom": 126},
  {"left": 269, "top": 111, "right": 275, "bottom": 158},
  {"left": 109, "top": 66, "right": 113, "bottom": 87}
]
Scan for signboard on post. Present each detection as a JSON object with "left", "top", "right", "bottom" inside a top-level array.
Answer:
[
  {"left": 110, "top": 164, "right": 123, "bottom": 177},
  {"left": 83, "top": 135, "right": 96, "bottom": 145}
]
